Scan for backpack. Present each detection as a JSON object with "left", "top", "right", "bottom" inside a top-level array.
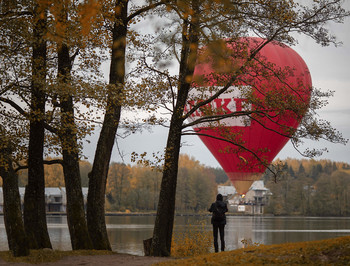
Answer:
[{"left": 212, "top": 202, "right": 225, "bottom": 222}]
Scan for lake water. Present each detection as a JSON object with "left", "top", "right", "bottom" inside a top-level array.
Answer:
[{"left": 1, "top": 215, "right": 350, "bottom": 255}]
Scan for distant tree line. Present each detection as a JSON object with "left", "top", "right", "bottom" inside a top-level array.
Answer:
[
  {"left": 264, "top": 159, "right": 350, "bottom": 217},
  {"left": 11, "top": 154, "right": 220, "bottom": 212},
  {"left": 9, "top": 155, "right": 350, "bottom": 216}
]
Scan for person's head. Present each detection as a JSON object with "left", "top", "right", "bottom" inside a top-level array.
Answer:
[{"left": 216, "top": 194, "right": 223, "bottom": 201}]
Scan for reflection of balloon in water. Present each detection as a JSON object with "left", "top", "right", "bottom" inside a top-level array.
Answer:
[{"left": 186, "top": 37, "right": 312, "bottom": 195}]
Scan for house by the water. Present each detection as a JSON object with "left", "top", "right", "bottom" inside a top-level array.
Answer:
[
  {"left": 218, "top": 180, "right": 271, "bottom": 215},
  {"left": 0, "top": 187, "right": 88, "bottom": 213}
]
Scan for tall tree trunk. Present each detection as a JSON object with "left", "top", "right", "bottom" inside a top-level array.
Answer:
[
  {"left": 150, "top": 0, "right": 200, "bottom": 256},
  {"left": 23, "top": 2, "right": 52, "bottom": 249},
  {"left": 0, "top": 144, "right": 30, "bottom": 257},
  {"left": 87, "top": 0, "right": 128, "bottom": 250},
  {"left": 58, "top": 42, "right": 93, "bottom": 250},
  {"left": 150, "top": 120, "right": 183, "bottom": 256}
]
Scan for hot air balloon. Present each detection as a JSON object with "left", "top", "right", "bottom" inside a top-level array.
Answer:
[{"left": 185, "top": 37, "right": 312, "bottom": 195}]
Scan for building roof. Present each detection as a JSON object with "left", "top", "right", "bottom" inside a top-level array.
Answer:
[
  {"left": 45, "top": 187, "right": 63, "bottom": 196},
  {"left": 249, "top": 180, "right": 269, "bottom": 191},
  {"left": 218, "top": 185, "right": 236, "bottom": 196},
  {"left": 0, "top": 187, "right": 89, "bottom": 202},
  {"left": 218, "top": 180, "right": 268, "bottom": 196}
]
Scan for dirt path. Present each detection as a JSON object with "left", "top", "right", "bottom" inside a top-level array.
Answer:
[{"left": 0, "top": 254, "right": 175, "bottom": 266}]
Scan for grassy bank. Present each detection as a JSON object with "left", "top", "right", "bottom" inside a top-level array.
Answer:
[
  {"left": 0, "top": 249, "right": 115, "bottom": 264},
  {"left": 1, "top": 236, "right": 350, "bottom": 264},
  {"left": 159, "top": 235, "right": 350, "bottom": 265}
]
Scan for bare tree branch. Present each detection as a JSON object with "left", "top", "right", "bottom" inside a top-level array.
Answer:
[{"left": 15, "top": 159, "right": 63, "bottom": 172}]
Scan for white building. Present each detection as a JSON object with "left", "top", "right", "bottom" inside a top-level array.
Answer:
[
  {"left": 218, "top": 180, "right": 271, "bottom": 215},
  {"left": 0, "top": 187, "right": 88, "bottom": 213},
  {"left": 45, "top": 187, "right": 66, "bottom": 212}
]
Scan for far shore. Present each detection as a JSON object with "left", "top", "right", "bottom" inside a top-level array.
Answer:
[
  {"left": 0, "top": 212, "right": 311, "bottom": 217},
  {"left": 0, "top": 211, "right": 270, "bottom": 217}
]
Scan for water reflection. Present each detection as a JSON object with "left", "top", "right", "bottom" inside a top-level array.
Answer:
[
  {"left": 0, "top": 215, "right": 350, "bottom": 256},
  {"left": 107, "top": 216, "right": 155, "bottom": 255},
  {"left": 47, "top": 216, "right": 71, "bottom": 251}
]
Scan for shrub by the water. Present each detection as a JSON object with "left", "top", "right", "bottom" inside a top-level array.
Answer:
[{"left": 171, "top": 222, "right": 213, "bottom": 257}]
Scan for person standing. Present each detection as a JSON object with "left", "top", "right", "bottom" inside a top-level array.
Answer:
[{"left": 209, "top": 193, "right": 228, "bottom": 252}]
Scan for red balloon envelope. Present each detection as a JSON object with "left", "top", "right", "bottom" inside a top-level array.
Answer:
[{"left": 186, "top": 37, "right": 312, "bottom": 195}]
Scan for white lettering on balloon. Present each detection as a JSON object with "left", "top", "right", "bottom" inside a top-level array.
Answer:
[{"left": 185, "top": 86, "right": 251, "bottom": 127}]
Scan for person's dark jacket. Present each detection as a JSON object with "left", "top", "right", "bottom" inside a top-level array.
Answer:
[{"left": 209, "top": 200, "right": 228, "bottom": 225}]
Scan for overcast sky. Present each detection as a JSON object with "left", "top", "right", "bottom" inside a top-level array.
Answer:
[{"left": 84, "top": 4, "right": 350, "bottom": 168}]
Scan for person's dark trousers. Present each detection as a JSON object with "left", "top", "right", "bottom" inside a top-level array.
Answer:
[{"left": 213, "top": 224, "right": 225, "bottom": 252}]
